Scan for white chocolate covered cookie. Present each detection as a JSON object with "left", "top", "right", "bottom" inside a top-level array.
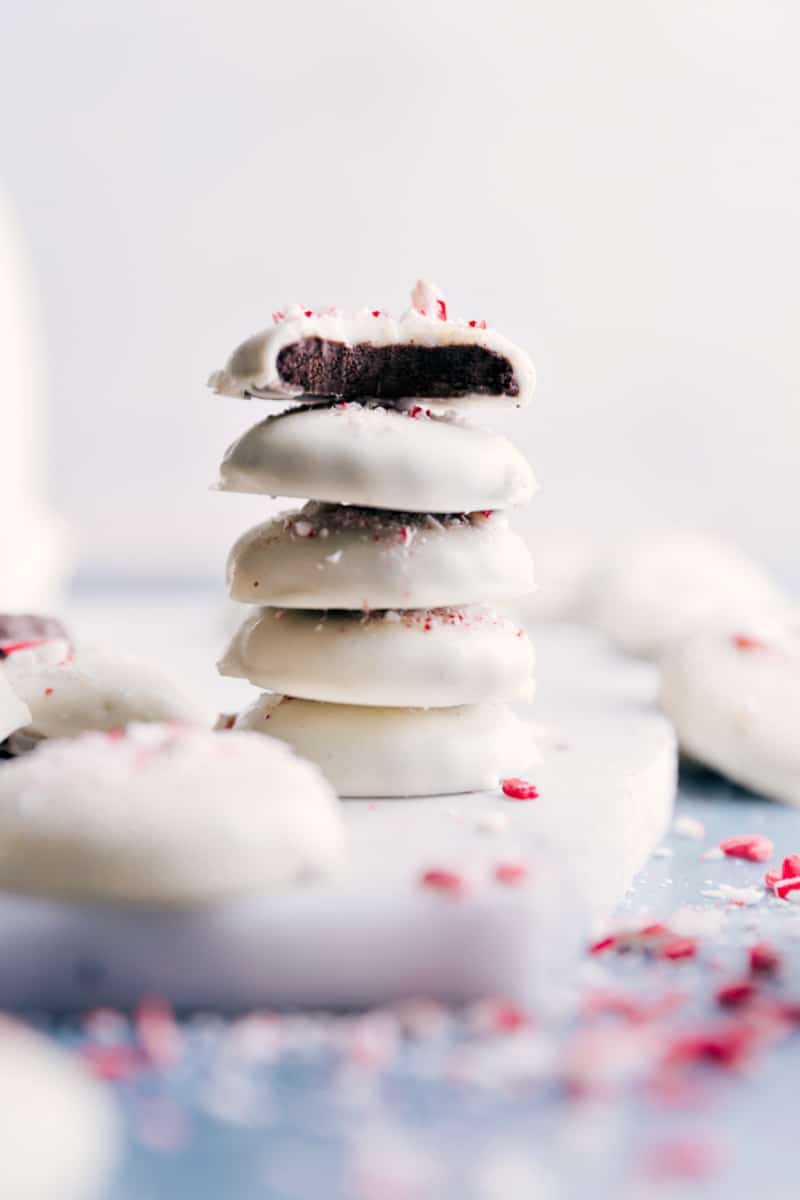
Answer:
[
  {"left": 217, "top": 402, "right": 536, "bottom": 513},
  {"left": 219, "top": 605, "right": 535, "bottom": 708},
  {"left": 208, "top": 279, "right": 535, "bottom": 409},
  {"left": 0, "top": 669, "right": 30, "bottom": 743},
  {"left": 660, "top": 619, "right": 800, "bottom": 805},
  {"left": 227, "top": 504, "right": 535, "bottom": 610},
  {"left": 0, "top": 1022, "right": 120, "bottom": 1200},
  {"left": 590, "top": 529, "right": 786, "bottom": 658},
  {"left": 5, "top": 646, "right": 211, "bottom": 750},
  {"left": 0, "top": 723, "right": 347, "bottom": 905},
  {"left": 234, "top": 694, "right": 538, "bottom": 797}
]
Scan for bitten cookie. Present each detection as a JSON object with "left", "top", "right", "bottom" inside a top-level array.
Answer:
[{"left": 209, "top": 279, "right": 535, "bottom": 408}]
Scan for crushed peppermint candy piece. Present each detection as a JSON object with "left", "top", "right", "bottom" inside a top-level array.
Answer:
[
  {"left": 501, "top": 777, "right": 539, "bottom": 801},
  {"left": 720, "top": 834, "right": 774, "bottom": 863},
  {"left": 135, "top": 995, "right": 183, "bottom": 1067},
  {"left": 419, "top": 868, "right": 467, "bottom": 896},
  {"left": 589, "top": 935, "right": 618, "bottom": 955},
  {"left": 732, "top": 633, "right": 767, "bottom": 652},
  {"left": 702, "top": 883, "right": 764, "bottom": 907},
  {"left": 774, "top": 876, "right": 800, "bottom": 902},
  {"left": 410, "top": 279, "right": 447, "bottom": 321},
  {"left": 583, "top": 988, "right": 684, "bottom": 1025},
  {"left": 673, "top": 814, "right": 705, "bottom": 839},
  {"left": 749, "top": 942, "right": 782, "bottom": 974},
  {"left": 81, "top": 1043, "right": 149, "bottom": 1081},
  {"left": 715, "top": 980, "right": 758, "bottom": 1009},
  {"left": 663, "top": 1022, "right": 757, "bottom": 1071},
  {"left": 475, "top": 810, "right": 510, "bottom": 835},
  {"left": 589, "top": 922, "right": 680, "bottom": 957},
  {"left": 493, "top": 862, "right": 529, "bottom": 885},
  {"left": 643, "top": 1137, "right": 720, "bottom": 1181},
  {"left": 468, "top": 997, "right": 529, "bottom": 1034},
  {"left": 656, "top": 937, "right": 697, "bottom": 962},
  {"left": 765, "top": 855, "right": 800, "bottom": 899}
]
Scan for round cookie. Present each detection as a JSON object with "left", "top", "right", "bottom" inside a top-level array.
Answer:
[
  {"left": 0, "top": 723, "right": 347, "bottom": 905},
  {"left": 227, "top": 505, "right": 535, "bottom": 610},
  {"left": 235, "top": 694, "right": 539, "bottom": 797},
  {"left": 218, "top": 402, "right": 536, "bottom": 512},
  {"left": 0, "top": 1022, "right": 120, "bottom": 1200},
  {"left": 660, "top": 620, "right": 800, "bottom": 805},
  {"left": 219, "top": 605, "right": 535, "bottom": 708},
  {"left": 4, "top": 646, "right": 211, "bottom": 750},
  {"left": 590, "top": 530, "right": 786, "bottom": 658}
]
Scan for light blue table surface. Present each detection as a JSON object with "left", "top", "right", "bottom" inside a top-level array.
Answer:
[{"left": 39, "top": 766, "right": 800, "bottom": 1200}]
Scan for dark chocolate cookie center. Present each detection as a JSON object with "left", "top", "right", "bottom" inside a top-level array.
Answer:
[{"left": 275, "top": 339, "right": 518, "bottom": 400}]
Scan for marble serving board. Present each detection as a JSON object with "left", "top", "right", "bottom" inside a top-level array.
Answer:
[{"left": 0, "top": 598, "right": 676, "bottom": 1010}]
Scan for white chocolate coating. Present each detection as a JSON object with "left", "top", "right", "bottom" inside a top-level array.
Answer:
[
  {"left": 660, "top": 619, "right": 800, "bottom": 806},
  {"left": 227, "top": 504, "right": 535, "bottom": 610},
  {"left": 234, "top": 694, "right": 539, "bottom": 798},
  {"left": 219, "top": 605, "right": 535, "bottom": 708},
  {"left": 590, "top": 530, "right": 787, "bottom": 658},
  {"left": 0, "top": 1022, "right": 120, "bottom": 1200},
  {"left": 5, "top": 647, "right": 211, "bottom": 748},
  {"left": 208, "top": 280, "right": 535, "bottom": 409},
  {"left": 218, "top": 402, "right": 536, "bottom": 512},
  {"left": 0, "top": 668, "right": 30, "bottom": 743},
  {"left": 0, "top": 723, "right": 347, "bottom": 905}
]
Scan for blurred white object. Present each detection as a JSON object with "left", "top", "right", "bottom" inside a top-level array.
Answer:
[
  {"left": 5, "top": 646, "right": 213, "bottom": 749},
  {"left": 0, "top": 667, "right": 30, "bottom": 741},
  {"left": 0, "top": 1021, "right": 119, "bottom": 1200},
  {"left": 660, "top": 617, "right": 800, "bottom": 806},
  {"left": 510, "top": 529, "right": 597, "bottom": 624},
  {"left": 590, "top": 529, "right": 787, "bottom": 658},
  {"left": 0, "top": 619, "right": 675, "bottom": 1009},
  {"left": 0, "top": 723, "right": 346, "bottom": 905},
  {"left": 0, "top": 190, "right": 72, "bottom": 608}
]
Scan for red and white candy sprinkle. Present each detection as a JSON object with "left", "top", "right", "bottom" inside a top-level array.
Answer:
[
  {"left": 419, "top": 868, "right": 467, "bottom": 896},
  {"left": 720, "top": 834, "right": 774, "bottom": 863},
  {"left": 500, "top": 778, "right": 539, "bottom": 801}
]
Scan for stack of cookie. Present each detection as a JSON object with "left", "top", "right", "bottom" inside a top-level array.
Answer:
[{"left": 211, "top": 281, "right": 539, "bottom": 797}]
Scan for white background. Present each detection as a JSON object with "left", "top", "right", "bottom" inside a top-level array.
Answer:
[{"left": 2, "top": 0, "right": 798, "bottom": 586}]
